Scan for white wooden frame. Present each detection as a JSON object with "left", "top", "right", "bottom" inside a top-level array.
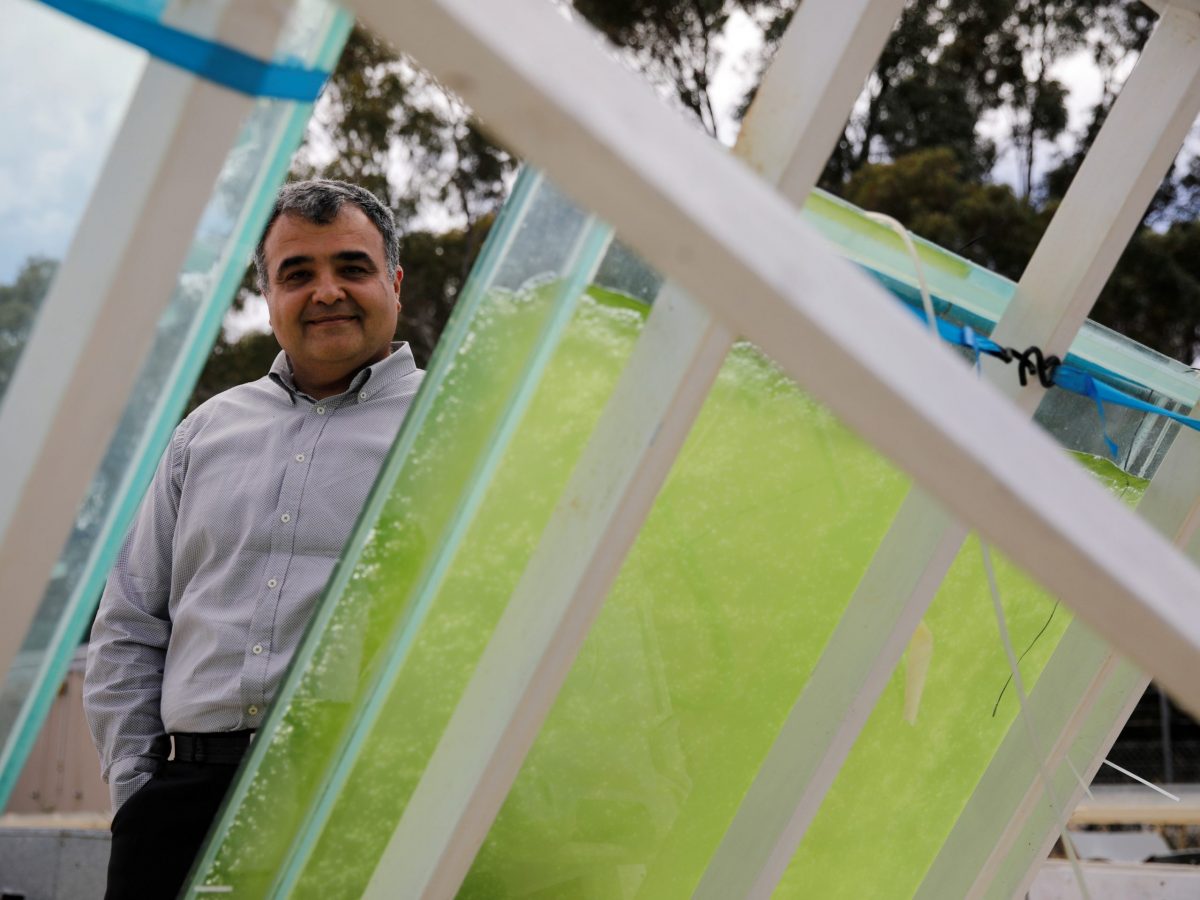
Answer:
[
  {"left": 335, "top": 0, "right": 1200, "bottom": 896},
  {"left": 360, "top": 0, "right": 905, "bottom": 893},
  {"left": 698, "top": 7, "right": 1200, "bottom": 895},
  {"left": 919, "top": 427, "right": 1200, "bottom": 899},
  {"left": 0, "top": 0, "right": 296, "bottom": 687}
]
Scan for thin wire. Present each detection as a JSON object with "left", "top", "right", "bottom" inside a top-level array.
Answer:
[
  {"left": 1101, "top": 759, "right": 1181, "bottom": 802},
  {"left": 868, "top": 211, "right": 943, "bottom": 730},
  {"left": 1066, "top": 755, "right": 1094, "bottom": 801},
  {"left": 880, "top": 210, "right": 1093, "bottom": 897},
  {"left": 992, "top": 600, "right": 1059, "bottom": 717},
  {"left": 981, "top": 541, "right": 1092, "bottom": 900},
  {"left": 866, "top": 212, "right": 939, "bottom": 338}
]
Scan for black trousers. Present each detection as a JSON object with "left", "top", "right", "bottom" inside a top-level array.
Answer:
[{"left": 105, "top": 760, "right": 238, "bottom": 900}]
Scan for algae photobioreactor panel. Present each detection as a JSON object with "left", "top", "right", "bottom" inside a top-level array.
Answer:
[
  {"left": 187, "top": 168, "right": 1178, "bottom": 898},
  {"left": 2, "top": 0, "right": 1197, "bottom": 896}
]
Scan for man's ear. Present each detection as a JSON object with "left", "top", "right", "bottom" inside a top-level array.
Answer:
[
  {"left": 393, "top": 265, "right": 404, "bottom": 308},
  {"left": 263, "top": 291, "right": 276, "bottom": 332}
]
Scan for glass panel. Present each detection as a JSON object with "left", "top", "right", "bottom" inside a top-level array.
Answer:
[
  {"left": 189, "top": 168, "right": 1190, "bottom": 896},
  {"left": 802, "top": 188, "right": 1200, "bottom": 444},
  {"left": 0, "top": 0, "right": 353, "bottom": 805},
  {"left": 188, "top": 168, "right": 621, "bottom": 896},
  {"left": 458, "top": 341, "right": 917, "bottom": 897},
  {"left": 773, "top": 478, "right": 1144, "bottom": 900},
  {"left": 0, "top": 0, "right": 145, "bottom": 405}
]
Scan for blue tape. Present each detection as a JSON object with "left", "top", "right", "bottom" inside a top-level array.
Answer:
[
  {"left": 37, "top": 0, "right": 331, "bottom": 102},
  {"left": 1066, "top": 371, "right": 1121, "bottom": 460},
  {"left": 905, "top": 302, "right": 1200, "bottom": 453}
]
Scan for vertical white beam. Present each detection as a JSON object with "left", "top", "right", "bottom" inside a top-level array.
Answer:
[
  {"left": 0, "top": 0, "right": 292, "bottom": 685},
  {"left": 916, "top": 426, "right": 1200, "bottom": 900},
  {"left": 694, "top": 6, "right": 1200, "bottom": 897},
  {"left": 358, "top": 1, "right": 906, "bottom": 895}
]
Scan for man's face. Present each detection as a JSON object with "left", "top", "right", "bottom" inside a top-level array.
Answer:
[{"left": 262, "top": 206, "right": 403, "bottom": 396}]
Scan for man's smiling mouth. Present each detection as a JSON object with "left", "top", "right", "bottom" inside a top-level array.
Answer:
[{"left": 307, "top": 315, "right": 358, "bottom": 327}]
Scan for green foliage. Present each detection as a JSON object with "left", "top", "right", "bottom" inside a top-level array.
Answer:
[
  {"left": 299, "top": 25, "right": 513, "bottom": 234},
  {"left": 570, "top": 0, "right": 774, "bottom": 137},
  {"left": 843, "top": 147, "right": 1200, "bottom": 364},
  {"left": 842, "top": 148, "right": 1047, "bottom": 281},
  {"left": 188, "top": 330, "right": 281, "bottom": 415},
  {"left": 396, "top": 226, "right": 476, "bottom": 367},
  {"left": 0, "top": 256, "right": 57, "bottom": 402},
  {"left": 184, "top": 0, "right": 1197, "bottom": 402},
  {"left": 1094, "top": 221, "right": 1200, "bottom": 363},
  {"left": 765, "top": 0, "right": 1124, "bottom": 194}
]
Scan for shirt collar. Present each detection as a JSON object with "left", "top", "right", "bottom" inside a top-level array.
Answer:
[{"left": 268, "top": 342, "right": 418, "bottom": 405}]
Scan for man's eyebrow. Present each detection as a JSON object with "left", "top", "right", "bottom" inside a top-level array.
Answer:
[
  {"left": 274, "top": 250, "right": 377, "bottom": 279},
  {"left": 333, "top": 250, "right": 376, "bottom": 267},
  {"left": 275, "top": 254, "right": 314, "bottom": 278}
]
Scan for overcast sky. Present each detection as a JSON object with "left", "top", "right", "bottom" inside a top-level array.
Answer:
[
  {"left": 0, "top": 0, "right": 144, "bottom": 283},
  {"left": 0, "top": 0, "right": 1156, "bottom": 342}
]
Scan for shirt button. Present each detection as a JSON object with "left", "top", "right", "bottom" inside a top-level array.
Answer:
[
  {"left": 252, "top": 644, "right": 264, "bottom": 655},
  {"left": 315, "top": 405, "right": 326, "bottom": 415},
  {"left": 247, "top": 706, "right": 259, "bottom": 716},
  {"left": 295, "top": 453, "right": 305, "bottom": 462},
  {"left": 358, "top": 391, "right": 367, "bottom": 402},
  {"left": 280, "top": 513, "right": 291, "bottom": 523},
  {"left": 267, "top": 578, "right": 278, "bottom": 589}
]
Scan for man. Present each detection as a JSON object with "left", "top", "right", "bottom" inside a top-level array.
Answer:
[{"left": 84, "top": 179, "right": 424, "bottom": 899}]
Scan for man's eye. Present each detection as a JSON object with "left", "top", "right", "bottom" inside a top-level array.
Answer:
[
  {"left": 342, "top": 265, "right": 368, "bottom": 276},
  {"left": 283, "top": 271, "right": 310, "bottom": 283}
]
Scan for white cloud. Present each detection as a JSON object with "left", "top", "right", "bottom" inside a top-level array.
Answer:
[{"left": 223, "top": 293, "right": 271, "bottom": 340}]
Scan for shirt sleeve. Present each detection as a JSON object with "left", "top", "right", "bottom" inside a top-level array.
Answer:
[{"left": 84, "top": 423, "right": 185, "bottom": 813}]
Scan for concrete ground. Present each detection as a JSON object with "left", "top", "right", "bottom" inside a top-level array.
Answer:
[{"left": 0, "top": 818, "right": 109, "bottom": 900}]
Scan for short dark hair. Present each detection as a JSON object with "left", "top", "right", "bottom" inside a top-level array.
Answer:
[{"left": 254, "top": 179, "right": 399, "bottom": 293}]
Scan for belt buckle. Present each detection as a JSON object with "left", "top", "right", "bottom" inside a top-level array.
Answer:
[{"left": 168, "top": 734, "right": 176, "bottom": 761}]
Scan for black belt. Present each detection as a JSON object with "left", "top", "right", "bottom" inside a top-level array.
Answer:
[{"left": 170, "top": 731, "right": 254, "bottom": 765}]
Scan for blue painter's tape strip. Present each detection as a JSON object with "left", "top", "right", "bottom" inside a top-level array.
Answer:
[
  {"left": 904, "top": 302, "right": 1200, "bottom": 446},
  {"left": 37, "top": 0, "right": 331, "bottom": 101}
]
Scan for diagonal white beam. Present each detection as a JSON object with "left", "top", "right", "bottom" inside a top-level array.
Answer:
[
  {"left": 1000, "top": 663, "right": 1147, "bottom": 900},
  {"left": 919, "top": 426, "right": 1200, "bottom": 900},
  {"left": 347, "top": 0, "right": 1200, "bottom": 792},
  {"left": 915, "top": 623, "right": 1121, "bottom": 900},
  {"left": 695, "top": 6, "right": 1200, "bottom": 896},
  {"left": 694, "top": 491, "right": 965, "bottom": 899},
  {"left": 987, "top": 4, "right": 1200, "bottom": 364},
  {"left": 0, "top": 0, "right": 291, "bottom": 688},
  {"left": 1005, "top": 494, "right": 1200, "bottom": 898},
  {"left": 358, "top": 1, "right": 907, "bottom": 895},
  {"left": 364, "top": 286, "right": 731, "bottom": 898},
  {"left": 737, "top": 0, "right": 909, "bottom": 197}
]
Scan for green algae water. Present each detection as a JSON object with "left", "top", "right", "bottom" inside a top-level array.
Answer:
[{"left": 190, "top": 270, "right": 1145, "bottom": 897}]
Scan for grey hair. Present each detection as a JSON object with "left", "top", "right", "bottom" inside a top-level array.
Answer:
[{"left": 254, "top": 179, "right": 399, "bottom": 294}]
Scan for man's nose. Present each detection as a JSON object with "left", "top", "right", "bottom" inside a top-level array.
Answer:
[{"left": 311, "top": 271, "right": 345, "bottom": 304}]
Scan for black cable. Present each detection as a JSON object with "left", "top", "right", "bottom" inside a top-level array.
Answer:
[{"left": 992, "top": 600, "right": 1060, "bottom": 717}]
